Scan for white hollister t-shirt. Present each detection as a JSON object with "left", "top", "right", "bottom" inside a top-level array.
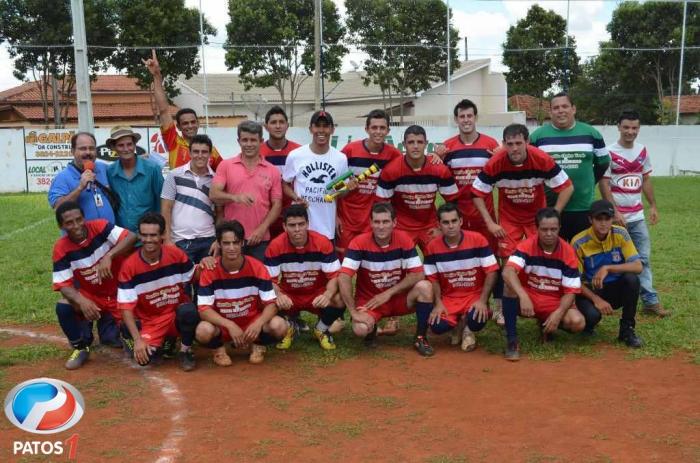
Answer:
[
  {"left": 604, "top": 141, "right": 652, "bottom": 223},
  {"left": 283, "top": 144, "right": 348, "bottom": 240}
]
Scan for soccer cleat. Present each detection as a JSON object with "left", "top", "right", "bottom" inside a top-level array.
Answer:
[
  {"left": 212, "top": 347, "right": 232, "bottom": 367},
  {"left": 460, "top": 326, "right": 477, "bottom": 352},
  {"left": 162, "top": 336, "right": 178, "bottom": 359},
  {"left": 276, "top": 324, "right": 295, "bottom": 350},
  {"left": 249, "top": 344, "right": 266, "bottom": 364},
  {"left": 314, "top": 328, "right": 337, "bottom": 350},
  {"left": 414, "top": 336, "right": 434, "bottom": 357},
  {"left": 177, "top": 350, "right": 196, "bottom": 372},
  {"left": 65, "top": 347, "right": 90, "bottom": 370},
  {"left": 642, "top": 304, "right": 670, "bottom": 318},
  {"left": 504, "top": 340, "right": 520, "bottom": 361},
  {"left": 618, "top": 326, "right": 643, "bottom": 349},
  {"left": 450, "top": 317, "right": 464, "bottom": 346}
]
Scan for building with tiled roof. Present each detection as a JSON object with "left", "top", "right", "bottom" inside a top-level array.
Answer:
[
  {"left": 175, "top": 59, "right": 523, "bottom": 127},
  {"left": 663, "top": 95, "right": 700, "bottom": 124},
  {"left": 0, "top": 75, "right": 179, "bottom": 127},
  {"left": 508, "top": 95, "right": 551, "bottom": 125}
]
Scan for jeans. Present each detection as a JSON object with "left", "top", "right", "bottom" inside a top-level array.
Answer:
[
  {"left": 575, "top": 272, "right": 640, "bottom": 332},
  {"left": 626, "top": 219, "right": 659, "bottom": 306},
  {"left": 175, "top": 236, "right": 216, "bottom": 264},
  {"left": 176, "top": 237, "right": 215, "bottom": 300},
  {"left": 245, "top": 241, "right": 269, "bottom": 262}
]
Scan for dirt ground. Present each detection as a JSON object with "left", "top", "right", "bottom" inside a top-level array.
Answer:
[{"left": 1, "top": 327, "right": 698, "bottom": 463}]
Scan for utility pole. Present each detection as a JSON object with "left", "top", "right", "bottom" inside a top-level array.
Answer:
[
  {"left": 199, "top": 0, "right": 209, "bottom": 132},
  {"left": 675, "top": 0, "right": 688, "bottom": 126},
  {"left": 314, "top": 0, "right": 321, "bottom": 111},
  {"left": 70, "top": 0, "right": 94, "bottom": 131},
  {"left": 446, "top": 0, "right": 451, "bottom": 126}
]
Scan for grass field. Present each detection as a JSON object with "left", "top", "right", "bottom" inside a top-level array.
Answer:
[{"left": 0, "top": 177, "right": 698, "bottom": 364}]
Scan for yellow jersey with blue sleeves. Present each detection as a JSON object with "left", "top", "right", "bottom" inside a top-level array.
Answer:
[{"left": 571, "top": 225, "right": 640, "bottom": 285}]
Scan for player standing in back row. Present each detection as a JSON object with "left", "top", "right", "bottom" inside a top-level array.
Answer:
[
  {"left": 376, "top": 125, "right": 458, "bottom": 252},
  {"left": 530, "top": 92, "right": 610, "bottom": 241},
  {"left": 337, "top": 109, "right": 402, "bottom": 257}
]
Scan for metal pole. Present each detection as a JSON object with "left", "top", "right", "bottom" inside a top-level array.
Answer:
[
  {"left": 675, "top": 0, "right": 688, "bottom": 126},
  {"left": 446, "top": 0, "right": 451, "bottom": 125},
  {"left": 320, "top": 2, "right": 325, "bottom": 109},
  {"left": 564, "top": 0, "right": 570, "bottom": 91},
  {"left": 199, "top": 0, "right": 209, "bottom": 132},
  {"left": 70, "top": 0, "right": 93, "bottom": 131},
  {"left": 314, "top": 0, "right": 321, "bottom": 111}
]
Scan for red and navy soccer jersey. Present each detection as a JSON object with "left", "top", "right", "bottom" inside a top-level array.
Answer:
[
  {"left": 260, "top": 139, "right": 301, "bottom": 175},
  {"left": 506, "top": 235, "right": 581, "bottom": 310},
  {"left": 423, "top": 231, "right": 499, "bottom": 299},
  {"left": 375, "top": 157, "right": 458, "bottom": 232},
  {"left": 443, "top": 133, "right": 499, "bottom": 224},
  {"left": 52, "top": 219, "right": 129, "bottom": 299},
  {"left": 338, "top": 139, "right": 402, "bottom": 233},
  {"left": 197, "top": 257, "right": 276, "bottom": 324},
  {"left": 340, "top": 230, "right": 423, "bottom": 303},
  {"left": 264, "top": 230, "right": 340, "bottom": 296},
  {"left": 117, "top": 244, "right": 194, "bottom": 325},
  {"left": 471, "top": 145, "right": 571, "bottom": 225}
]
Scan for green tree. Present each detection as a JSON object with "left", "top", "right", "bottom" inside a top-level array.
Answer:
[
  {"left": 225, "top": 0, "right": 347, "bottom": 125},
  {"left": 0, "top": 0, "right": 116, "bottom": 124},
  {"left": 110, "top": 0, "right": 215, "bottom": 98},
  {"left": 502, "top": 4, "right": 579, "bottom": 102},
  {"left": 599, "top": 1, "right": 700, "bottom": 124},
  {"left": 345, "top": 0, "right": 460, "bottom": 123}
]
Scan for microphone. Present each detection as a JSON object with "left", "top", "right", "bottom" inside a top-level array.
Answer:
[{"left": 83, "top": 160, "right": 96, "bottom": 192}]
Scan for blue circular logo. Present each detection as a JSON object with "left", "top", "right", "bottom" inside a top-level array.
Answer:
[{"left": 4, "top": 378, "right": 85, "bottom": 434}]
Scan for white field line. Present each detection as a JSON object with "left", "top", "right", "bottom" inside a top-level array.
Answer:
[
  {"left": 0, "top": 216, "right": 52, "bottom": 241},
  {"left": 0, "top": 327, "right": 186, "bottom": 463}
]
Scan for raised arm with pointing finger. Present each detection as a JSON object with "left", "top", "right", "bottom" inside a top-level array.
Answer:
[{"left": 142, "top": 49, "right": 222, "bottom": 170}]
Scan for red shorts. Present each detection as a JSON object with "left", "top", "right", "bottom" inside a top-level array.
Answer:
[
  {"left": 440, "top": 294, "right": 486, "bottom": 327},
  {"left": 399, "top": 227, "right": 434, "bottom": 253},
  {"left": 79, "top": 291, "right": 121, "bottom": 322},
  {"left": 523, "top": 295, "right": 562, "bottom": 323},
  {"left": 218, "top": 313, "right": 263, "bottom": 341},
  {"left": 282, "top": 292, "right": 323, "bottom": 316},
  {"left": 497, "top": 220, "right": 537, "bottom": 258},
  {"left": 336, "top": 226, "right": 365, "bottom": 258},
  {"left": 358, "top": 292, "right": 412, "bottom": 322},
  {"left": 463, "top": 220, "right": 498, "bottom": 254},
  {"left": 140, "top": 316, "right": 179, "bottom": 348}
]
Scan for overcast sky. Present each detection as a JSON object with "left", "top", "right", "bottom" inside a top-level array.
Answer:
[{"left": 0, "top": 0, "right": 619, "bottom": 92}]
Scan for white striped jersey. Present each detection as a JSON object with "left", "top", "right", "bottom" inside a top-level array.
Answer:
[
  {"left": 340, "top": 230, "right": 423, "bottom": 303},
  {"left": 198, "top": 256, "right": 276, "bottom": 323}
]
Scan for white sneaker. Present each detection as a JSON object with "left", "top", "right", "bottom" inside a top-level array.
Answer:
[
  {"left": 492, "top": 302, "right": 505, "bottom": 327},
  {"left": 461, "top": 326, "right": 477, "bottom": 352}
]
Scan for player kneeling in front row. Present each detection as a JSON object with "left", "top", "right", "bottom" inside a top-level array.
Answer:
[
  {"left": 339, "top": 203, "right": 436, "bottom": 356},
  {"left": 265, "top": 205, "right": 344, "bottom": 351},
  {"left": 195, "top": 220, "right": 288, "bottom": 366},
  {"left": 424, "top": 203, "right": 499, "bottom": 353},
  {"left": 52, "top": 201, "right": 138, "bottom": 369},
  {"left": 501, "top": 208, "right": 586, "bottom": 361},
  {"left": 118, "top": 212, "right": 200, "bottom": 371}
]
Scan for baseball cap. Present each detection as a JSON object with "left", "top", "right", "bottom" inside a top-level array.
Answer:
[
  {"left": 589, "top": 199, "right": 615, "bottom": 217},
  {"left": 310, "top": 110, "right": 334, "bottom": 126}
]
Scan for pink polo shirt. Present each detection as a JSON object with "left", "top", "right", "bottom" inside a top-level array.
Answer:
[{"left": 213, "top": 154, "right": 282, "bottom": 241}]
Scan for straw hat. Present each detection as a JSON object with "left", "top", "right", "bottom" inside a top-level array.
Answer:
[{"left": 106, "top": 126, "right": 141, "bottom": 147}]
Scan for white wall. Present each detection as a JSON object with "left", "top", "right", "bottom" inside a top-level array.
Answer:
[{"left": 0, "top": 125, "right": 698, "bottom": 193}]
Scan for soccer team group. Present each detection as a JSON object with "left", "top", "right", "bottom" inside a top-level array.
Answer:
[{"left": 47, "top": 56, "right": 668, "bottom": 371}]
